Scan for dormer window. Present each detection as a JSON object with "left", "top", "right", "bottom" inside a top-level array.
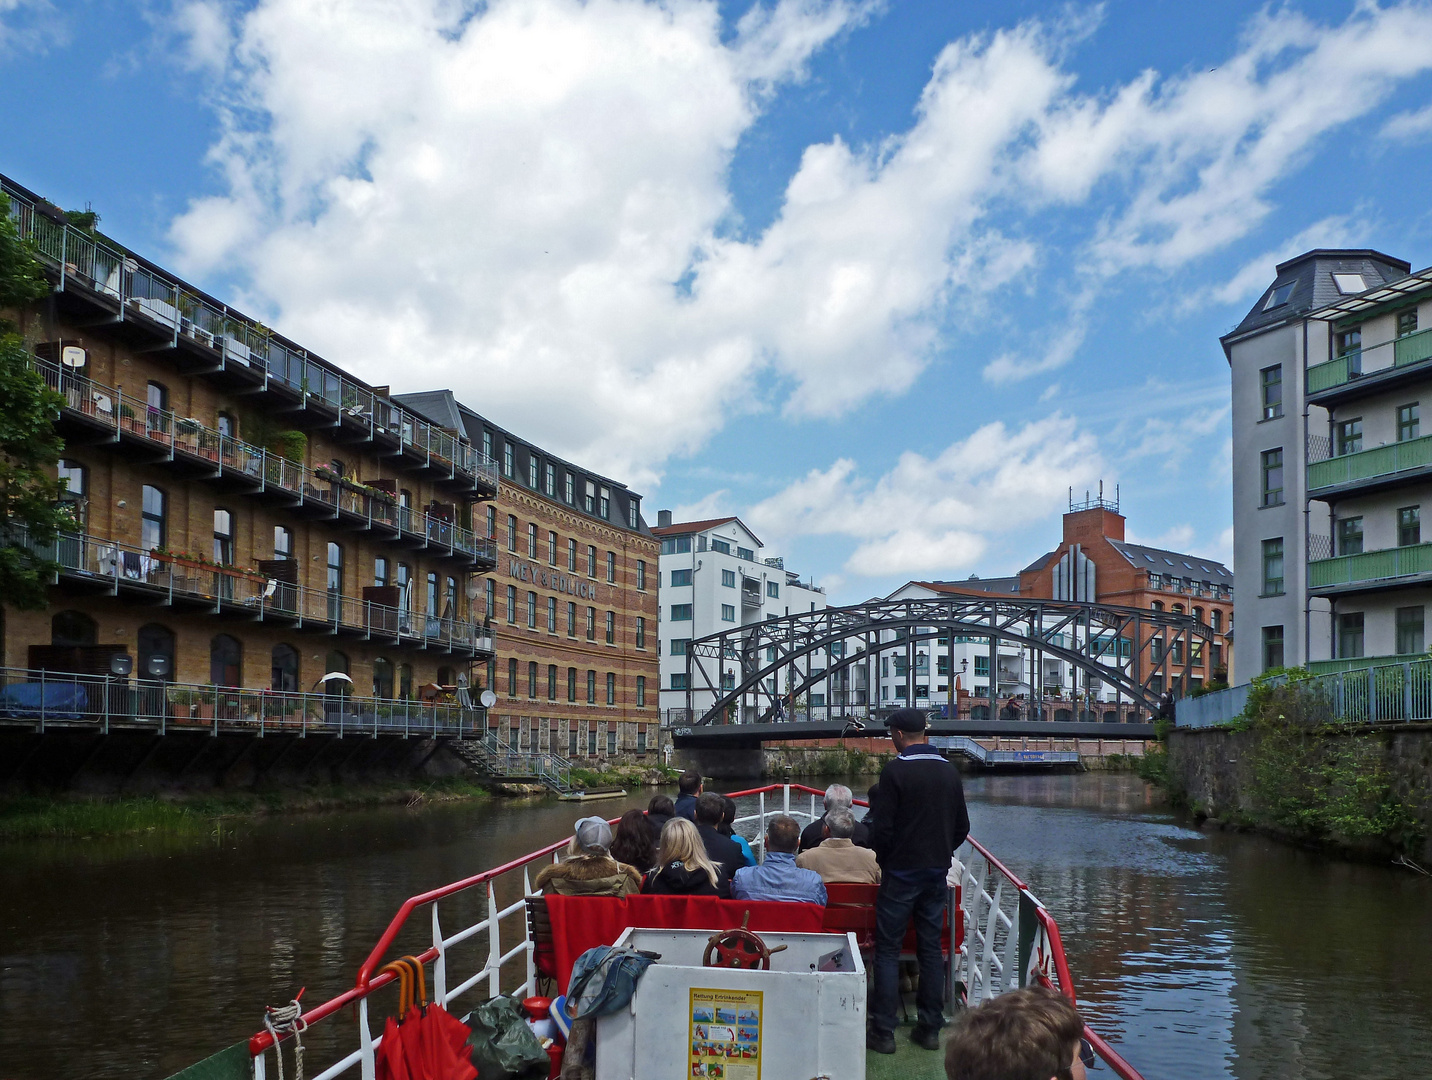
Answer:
[
  {"left": 1263, "top": 282, "right": 1295, "bottom": 310},
  {"left": 1332, "top": 273, "right": 1367, "bottom": 295}
]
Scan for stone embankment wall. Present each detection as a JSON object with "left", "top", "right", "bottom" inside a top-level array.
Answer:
[{"left": 1167, "top": 725, "right": 1432, "bottom": 862}]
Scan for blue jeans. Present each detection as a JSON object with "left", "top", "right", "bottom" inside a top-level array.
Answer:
[{"left": 870, "top": 868, "right": 948, "bottom": 1036}]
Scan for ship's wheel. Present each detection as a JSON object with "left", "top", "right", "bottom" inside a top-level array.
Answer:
[{"left": 702, "top": 911, "right": 788, "bottom": 970}]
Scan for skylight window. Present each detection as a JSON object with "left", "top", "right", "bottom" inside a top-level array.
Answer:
[
  {"left": 1144, "top": 555, "right": 1155, "bottom": 563},
  {"left": 1263, "top": 282, "right": 1295, "bottom": 310},
  {"left": 1332, "top": 273, "right": 1367, "bottom": 295},
  {"left": 1164, "top": 558, "right": 1175, "bottom": 566}
]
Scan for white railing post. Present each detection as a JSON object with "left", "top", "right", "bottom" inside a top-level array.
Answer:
[
  {"left": 487, "top": 881, "right": 501, "bottom": 998},
  {"left": 358, "top": 997, "right": 377, "bottom": 1080},
  {"left": 253, "top": 1052, "right": 266, "bottom": 1080},
  {"left": 523, "top": 866, "right": 537, "bottom": 995},
  {"left": 432, "top": 901, "right": 447, "bottom": 1006},
  {"left": 782, "top": 784, "right": 790, "bottom": 815}
]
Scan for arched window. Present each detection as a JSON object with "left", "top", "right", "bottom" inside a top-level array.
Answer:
[
  {"left": 547, "top": 664, "right": 558, "bottom": 700},
  {"left": 1172, "top": 604, "right": 1185, "bottom": 615},
  {"left": 1211, "top": 610, "right": 1222, "bottom": 632},
  {"left": 1193, "top": 606, "right": 1204, "bottom": 623},
  {"left": 437, "top": 665, "right": 455, "bottom": 685},
  {"left": 326, "top": 543, "right": 343, "bottom": 620},
  {"left": 1150, "top": 600, "right": 1164, "bottom": 612},
  {"left": 209, "top": 634, "right": 242, "bottom": 687},
  {"left": 138, "top": 623, "right": 175, "bottom": 680},
  {"left": 399, "top": 663, "right": 414, "bottom": 699},
  {"left": 146, "top": 381, "right": 168, "bottom": 428},
  {"left": 217, "top": 413, "right": 236, "bottom": 439},
  {"left": 373, "top": 657, "right": 394, "bottom": 698},
  {"left": 51, "top": 610, "right": 97, "bottom": 646},
  {"left": 271, "top": 644, "right": 299, "bottom": 691}
]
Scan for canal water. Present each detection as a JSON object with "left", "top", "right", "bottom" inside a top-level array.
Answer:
[{"left": 1, "top": 773, "right": 1429, "bottom": 1079}]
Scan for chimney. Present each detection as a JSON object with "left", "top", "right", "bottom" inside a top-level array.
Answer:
[{"left": 658, "top": 509, "right": 673, "bottom": 528}]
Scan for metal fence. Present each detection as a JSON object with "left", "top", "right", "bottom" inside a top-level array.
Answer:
[{"left": 1176, "top": 658, "right": 1432, "bottom": 728}]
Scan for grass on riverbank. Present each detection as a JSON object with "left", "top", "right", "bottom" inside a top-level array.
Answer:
[{"left": 0, "top": 776, "right": 494, "bottom": 841}]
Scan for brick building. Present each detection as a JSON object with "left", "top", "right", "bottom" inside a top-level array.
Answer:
[
  {"left": 1, "top": 174, "right": 500, "bottom": 713},
  {"left": 398, "top": 393, "right": 661, "bottom": 762}
]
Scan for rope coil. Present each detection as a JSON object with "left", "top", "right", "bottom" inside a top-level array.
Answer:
[{"left": 263, "top": 996, "right": 307, "bottom": 1080}]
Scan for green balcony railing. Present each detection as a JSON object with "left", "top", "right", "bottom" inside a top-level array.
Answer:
[
  {"left": 1307, "top": 432, "right": 1432, "bottom": 490},
  {"left": 1308, "top": 541, "right": 1432, "bottom": 589},
  {"left": 1394, "top": 326, "right": 1432, "bottom": 368},
  {"left": 1306, "top": 353, "right": 1361, "bottom": 393},
  {"left": 1306, "top": 327, "right": 1432, "bottom": 395}
]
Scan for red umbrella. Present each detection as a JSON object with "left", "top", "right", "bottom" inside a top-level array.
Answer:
[{"left": 376, "top": 957, "right": 477, "bottom": 1080}]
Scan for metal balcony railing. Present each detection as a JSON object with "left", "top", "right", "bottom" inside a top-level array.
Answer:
[
  {"left": 1307, "top": 432, "right": 1432, "bottom": 491},
  {"left": 9, "top": 525, "right": 495, "bottom": 654},
  {"left": 1307, "top": 540, "right": 1432, "bottom": 590},
  {"left": 32, "top": 353, "right": 497, "bottom": 565},
  {"left": 4, "top": 179, "right": 498, "bottom": 490},
  {"left": 1305, "top": 326, "right": 1432, "bottom": 394},
  {"left": 0, "top": 665, "right": 486, "bottom": 737}
]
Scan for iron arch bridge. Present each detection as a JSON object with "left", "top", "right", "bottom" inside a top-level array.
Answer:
[{"left": 681, "top": 596, "right": 1211, "bottom": 727}]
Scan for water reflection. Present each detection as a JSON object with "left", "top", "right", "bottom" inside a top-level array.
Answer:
[{"left": 0, "top": 777, "right": 1428, "bottom": 1079}]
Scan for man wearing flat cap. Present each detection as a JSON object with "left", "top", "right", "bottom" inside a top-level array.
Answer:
[{"left": 866, "top": 708, "right": 969, "bottom": 1056}]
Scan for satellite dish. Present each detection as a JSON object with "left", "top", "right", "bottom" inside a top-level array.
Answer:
[
  {"left": 480, "top": 689, "right": 497, "bottom": 708},
  {"left": 61, "top": 346, "right": 87, "bottom": 368},
  {"left": 110, "top": 654, "right": 133, "bottom": 676}
]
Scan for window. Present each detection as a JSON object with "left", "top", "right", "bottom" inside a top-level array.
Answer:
[
  {"left": 141, "top": 484, "right": 166, "bottom": 552},
  {"left": 503, "top": 442, "right": 513, "bottom": 476},
  {"left": 568, "top": 723, "right": 578, "bottom": 756},
  {"left": 670, "top": 673, "right": 688, "bottom": 690},
  {"left": 564, "top": 473, "right": 574, "bottom": 504},
  {"left": 209, "top": 634, "right": 242, "bottom": 687},
  {"left": 482, "top": 431, "right": 493, "bottom": 461},
  {"left": 528, "top": 522, "right": 538, "bottom": 557},
  {"left": 547, "top": 596, "right": 557, "bottom": 632},
  {"left": 606, "top": 551, "right": 616, "bottom": 583},
  {"left": 1261, "top": 538, "right": 1284, "bottom": 596},
  {"left": 548, "top": 531, "right": 558, "bottom": 566},
  {"left": 599, "top": 487, "right": 610, "bottom": 519},
  {"left": 484, "top": 578, "right": 495, "bottom": 619},
  {"left": 721, "top": 604, "right": 735, "bottom": 622},
  {"left": 326, "top": 543, "right": 344, "bottom": 619},
  {"left": 1262, "top": 626, "right": 1284, "bottom": 672},
  {"left": 1259, "top": 365, "right": 1283, "bottom": 420},
  {"left": 568, "top": 667, "right": 578, "bottom": 701},
  {"left": 632, "top": 559, "right": 646, "bottom": 591},
  {"left": 587, "top": 670, "right": 597, "bottom": 704},
  {"left": 1150, "top": 637, "right": 1165, "bottom": 665},
  {"left": 737, "top": 547, "right": 754, "bottom": 562},
  {"left": 545, "top": 462, "right": 555, "bottom": 495},
  {"left": 586, "top": 606, "right": 596, "bottom": 640},
  {"left": 1263, "top": 282, "right": 1294, "bottom": 310},
  {"left": 506, "top": 584, "right": 517, "bottom": 623},
  {"left": 586, "top": 545, "right": 597, "bottom": 577},
  {"left": 672, "top": 568, "right": 693, "bottom": 587},
  {"left": 401, "top": 663, "right": 414, "bottom": 700},
  {"left": 273, "top": 525, "right": 293, "bottom": 559},
  {"left": 587, "top": 724, "right": 598, "bottom": 756},
  {"left": 606, "top": 672, "right": 616, "bottom": 705},
  {"left": 528, "top": 660, "right": 539, "bottom": 698},
  {"left": 670, "top": 604, "right": 693, "bottom": 621},
  {"left": 528, "top": 455, "right": 539, "bottom": 488},
  {"left": 766, "top": 580, "right": 779, "bottom": 598},
  {"left": 567, "top": 601, "right": 577, "bottom": 636},
  {"left": 1337, "top": 516, "right": 1364, "bottom": 556},
  {"left": 720, "top": 569, "right": 735, "bottom": 588},
  {"left": 1337, "top": 611, "right": 1365, "bottom": 659},
  {"left": 629, "top": 499, "right": 639, "bottom": 528},
  {"left": 373, "top": 657, "right": 394, "bottom": 699},
  {"left": 507, "top": 515, "right": 517, "bottom": 551},
  {"left": 1400, "top": 309, "right": 1419, "bottom": 337},
  {"left": 1261, "top": 448, "right": 1284, "bottom": 507},
  {"left": 146, "top": 380, "right": 168, "bottom": 419},
  {"left": 486, "top": 505, "right": 497, "bottom": 538},
  {"left": 669, "top": 638, "right": 689, "bottom": 656},
  {"left": 635, "top": 617, "right": 646, "bottom": 649},
  {"left": 1397, "top": 606, "right": 1426, "bottom": 654},
  {"left": 1211, "top": 609, "right": 1222, "bottom": 633},
  {"left": 1332, "top": 273, "right": 1367, "bottom": 295},
  {"left": 1336, "top": 327, "right": 1362, "bottom": 358},
  {"left": 527, "top": 590, "right": 538, "bottom": 628},
  {"left": 1398, "top": 505, "right": 1422, "bottom": 547},
  {"left": 1335, "top": 418, "right": 1363, "bottom": 457},
  {"left": 397, "top": 563, "right": 412, "bottom": 613},
  {"left": 1400, "top": 403, "right": 1420, "bottom": 442},
  {"left": 212, "top": 509, "right": 233, "bottom": 565},
  {"left": 584, "top": 480, "right": 595, "bottom": 513},
  {"left": 604, "top": 610, "right": 615, "bottom": 644},
  {"left": 711, "top": 538, "right": 730, "bottom": 555},
  {"left": 636, "top": 677, "right": 646, "bottom": 708},
  {"left": 270, "top": 643, "right": 299, "bottom": 692},
  {"left": 564, "top": 538, "right": 576, "bottom": 571},
  {"left": 661, "top": 535, "right": 693, "bottom": 555}
]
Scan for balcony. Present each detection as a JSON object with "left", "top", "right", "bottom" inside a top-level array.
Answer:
[
  {"left": 0, "top": 666, "right": 486, "bottom": 737},
  {"left": 1306, "top": 431, "right": 1432, "bottom": 500},
  {"left": 1307, "top": 541, "right": 1432, "bottom": 595},
  {"left": 13, "top": 526, "right": 495, "bottom": 656},
  {"left": 5, "top": 179, "right": 498, "bottom": 495},
  {"left": 32, "top": 354, "right": 497, "bottom": 569},
  {"left": 1305, "top": 327, "right": 1432, "bottom": 405}
]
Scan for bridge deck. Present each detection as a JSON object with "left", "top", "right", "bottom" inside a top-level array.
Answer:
[{"left": 670, "top": 718, "right": 1155, "bottom": 747}]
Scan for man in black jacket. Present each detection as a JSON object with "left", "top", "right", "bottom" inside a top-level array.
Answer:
[
  {"left": 867, "top": 708, "right": 969, "bottom": 1056},
  {"left": 673, "top": 769, "right": 703, "bottom": 822},
  {"left": 694, "top": 792, "right": 748, "bottom": 882}
]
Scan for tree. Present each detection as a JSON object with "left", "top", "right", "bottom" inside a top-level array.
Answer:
[{"left": 0, "top": 193, "right": 67, "bottom": 612}]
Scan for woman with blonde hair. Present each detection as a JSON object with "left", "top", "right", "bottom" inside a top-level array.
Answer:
[{"left": 641, "top": 817, "right": 727, "bottom": 897}]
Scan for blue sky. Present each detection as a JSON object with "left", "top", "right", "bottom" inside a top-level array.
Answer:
[{"left": 6, "top": 0, "right": 1432, "bottom": 601}]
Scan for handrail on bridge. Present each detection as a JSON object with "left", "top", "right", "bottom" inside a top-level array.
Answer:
[{"left": 245, "top": 782, "right": 1144, "bottom": 1080}]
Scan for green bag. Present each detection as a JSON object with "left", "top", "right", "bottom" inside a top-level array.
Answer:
[{"left": 465, "top": 996, "right": 551, "bottom": 1080}]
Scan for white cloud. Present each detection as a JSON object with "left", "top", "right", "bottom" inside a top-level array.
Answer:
[
  {"left": 1189, "top": 212, "right": 1372, "bottom": 312},
  {"left": 0, "top": 0, "right": 66, "bottom": 54},
  {"left": 671, "top": 490, "right": 732, "bottom": 523},
  {"left": 1126, "top": 404, "right": 1231, "bottom": 472},
  {"left": 164, "top": 0, "right": 1432, "bottom": 476},
  {"left": 1381, "top": 99, "right": 1432, "bottom": 140},
  {"left": 744, "top": 413, "right": 1102, "bottom": 578}
]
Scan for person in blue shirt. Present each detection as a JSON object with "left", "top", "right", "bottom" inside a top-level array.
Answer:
[{"left": 731, "top": 815, "right": 827, "bottom": 905}]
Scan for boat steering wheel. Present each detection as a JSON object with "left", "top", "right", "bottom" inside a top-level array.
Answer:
[{"left": 702, "top": 912, "right": 788, "bottom": 970}]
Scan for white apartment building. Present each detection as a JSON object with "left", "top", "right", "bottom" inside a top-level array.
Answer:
[
  {"left": 1224, "top": 248, "right": 1432, "bottom": 676},
  {"left": 652, "top": 513, "right": 826, "bottom": 721}
]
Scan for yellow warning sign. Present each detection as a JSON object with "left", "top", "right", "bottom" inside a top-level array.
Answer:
[{"left": 687, "top": 987, "right": 762, "bottom": 1080}]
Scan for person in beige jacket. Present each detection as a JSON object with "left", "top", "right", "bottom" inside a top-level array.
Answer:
[{"left": 795, "top": 808, "right": 880, "bottom": 884}]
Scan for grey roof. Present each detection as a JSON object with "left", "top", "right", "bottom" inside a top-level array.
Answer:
[
  {"left": 392, "top": 390, "right": 463, "bottom": 432},
  {"left": 1109, "top": 542, "right": 1231, "bottom": 583},
  {"left": 1223, "top": 249, "right": 1410, "bottom": 347},
  {"left": 930, "top": 575, "right": 1022, "bottom": 594}
]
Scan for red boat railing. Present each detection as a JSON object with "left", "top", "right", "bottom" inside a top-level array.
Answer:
[{"left": 245, "top": 783, "right": 1144, "bottom": 1080}]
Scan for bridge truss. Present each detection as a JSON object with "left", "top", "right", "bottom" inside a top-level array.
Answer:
[{"left": 683, "top": 596, "right": 1211, "bottom": 726}]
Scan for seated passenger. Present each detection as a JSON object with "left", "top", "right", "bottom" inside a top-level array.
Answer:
[
  {"left": 533, "top": 816, "right": 642, "bottom": 897},
  {"left": 610, "top": 808, "right": 657, "bottom": 873},
  {"left": 694, "top": 792, "right": 749, "bottom": 881},
  {"left": 718, "top": 795, "right": 757, "bottom": 867},
  {"left": 943, "top": 986, "right": 1087, "bottom": 1080},
  {"left": 795, "top": 808, "right": 880, "bottom": 884},
  {"left": 797, "top": 783, "right": 872, "bottom": 852},
  {"left": 645, "top": 794, "right": 676, "bottom": 844},
  {"left": 643, "top": 818, "right": 727, "bottom": 897},
  {"left": 731, "top": 815, "right": 827, "bottom": 904},
  {"left": 674, "top": 769, "right": 703, "bottom": 821}
]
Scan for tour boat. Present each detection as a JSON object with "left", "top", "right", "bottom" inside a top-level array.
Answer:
[{"left": 210, "top": 784, "right": 1143, "bottom": 1080}]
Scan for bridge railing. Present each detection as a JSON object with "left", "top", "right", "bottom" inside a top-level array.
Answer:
[{"left": 242, "top": 783, "right": 1144, "bottom": 1080}]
